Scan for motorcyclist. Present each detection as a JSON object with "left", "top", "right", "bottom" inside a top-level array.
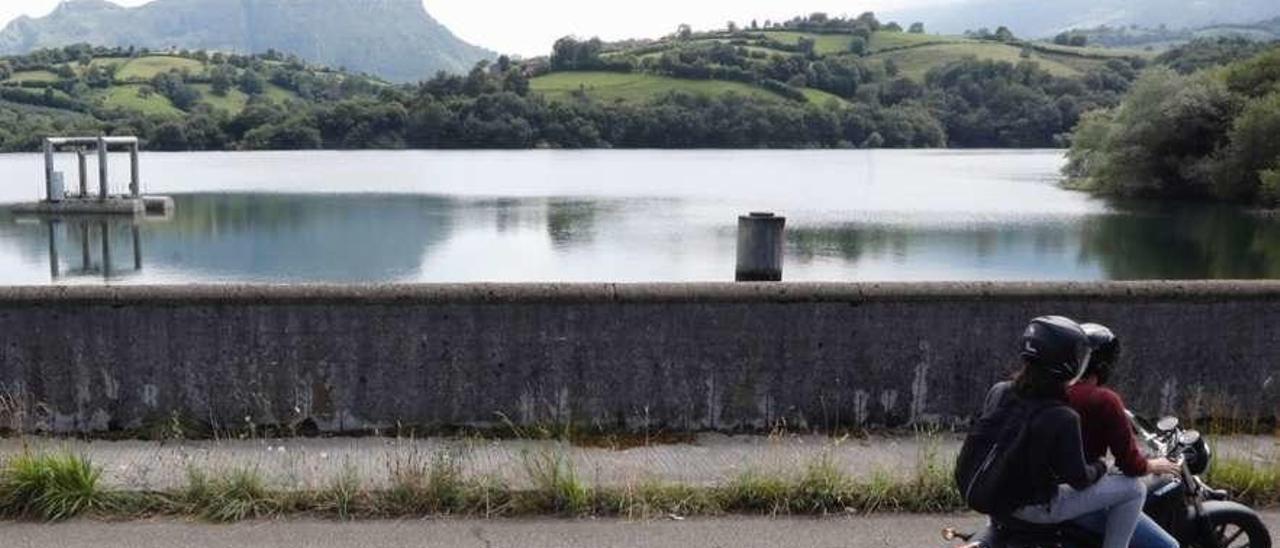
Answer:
[
  {"left": 977, "top": 316, "right": 1147, "bottom": 548},
  {"left": 1067, "top": 324, "right": 1180, "bottom": 548}
]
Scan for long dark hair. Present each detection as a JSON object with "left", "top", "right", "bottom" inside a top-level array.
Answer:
[{"left": 1012, "top": 358, "right": 1069, "bottom": 401}]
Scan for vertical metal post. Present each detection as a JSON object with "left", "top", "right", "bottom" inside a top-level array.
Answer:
[
  {"left": 43, "top": 139, "right": 55, "bottom": 202},
  {"left": 77, "top": 150, "right": 89, "bottom": 198},
  {"left": 129, "top": 142, "right": 140, "bottom": 197},
  {"left": 97, "top": 135, "right": 109, "bottom": 202},
  {"left": 735, "top": 212, "right": 786, "bottom": 282}
]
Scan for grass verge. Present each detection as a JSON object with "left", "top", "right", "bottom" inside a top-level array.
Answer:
[
  {"left": 1206, "top": 456, "right": 1280, "bottom": 508},
  {"left": 3, "top": 445, "right": 1279, "bottom": 522}
]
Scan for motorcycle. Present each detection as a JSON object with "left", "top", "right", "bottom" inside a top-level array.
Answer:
[{"left": 942, "top": 414, "right": 1272, "bottom": 548}]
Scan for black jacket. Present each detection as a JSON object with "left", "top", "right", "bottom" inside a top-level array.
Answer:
[{"left": 984, "top": 382, "right": 1107, "bottom": 507}]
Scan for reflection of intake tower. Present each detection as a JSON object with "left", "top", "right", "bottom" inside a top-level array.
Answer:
[{"left": 45, "top": 217, "right": 146, "bottom": 281}]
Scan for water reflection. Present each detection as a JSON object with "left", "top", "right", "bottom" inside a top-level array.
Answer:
[
  {"left": 1080, "top": 200, "right": 1280, "bottom": 280},
  {"left": 1, "top": 191, "right": 1279, "bottom": 284},
  {"left": 44, "top": 218, "right": 144, "bottom": 281}
]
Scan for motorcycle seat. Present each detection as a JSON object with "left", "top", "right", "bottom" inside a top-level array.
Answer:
[{"left": 993, "top": 517, "right": 1098, "bottom": 540}]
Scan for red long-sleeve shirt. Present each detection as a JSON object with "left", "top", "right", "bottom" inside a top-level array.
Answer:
[{"left": 1067, "top": 378, "right": 1149, "bottom": 477}]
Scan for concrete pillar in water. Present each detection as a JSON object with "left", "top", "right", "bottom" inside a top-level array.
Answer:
[
  {"left": 736, "top": 212, "right": 786, "bottom": 282},
  {"left": 43, "top": 139, "right": 55, "bottom": 201},
  {"left": 129, "top": 142, "right": 140, "bottom": 197},
  {"left": 97, "top": 135, "right": 109, "bottom": 201},
  {"left": 77, "top": 150, "right": 89, "bottom": 198}
]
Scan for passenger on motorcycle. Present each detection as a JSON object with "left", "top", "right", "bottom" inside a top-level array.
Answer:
[
  {"left": 1067, "top": 324, "right": 1180, "bottom": 548},
  {"left": 982, "top": 316, "right": 1147, "bottom": 548}
]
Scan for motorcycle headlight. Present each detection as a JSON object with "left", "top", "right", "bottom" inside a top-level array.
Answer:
[{"left": 1186, "top": 437, "right": 1211, "bottom": 476}]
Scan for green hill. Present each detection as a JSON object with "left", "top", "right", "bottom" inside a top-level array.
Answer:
[
  {"left": 531, "top": 22, "right": 1147, "bottom": 107},
  {"left": 0, "top": 50, "right": 309, "bottom": 117}
]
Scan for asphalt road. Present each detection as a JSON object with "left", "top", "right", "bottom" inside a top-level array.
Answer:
[
  {"left": 3, "top": 515, "right": 987, "bottom": 548},
  {"left": 5, "top": 513, "right": 1278, "bottom": 547}
]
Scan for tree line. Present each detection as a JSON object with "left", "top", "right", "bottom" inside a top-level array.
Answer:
[{"left": 4, "top": 20, "right": 1248, "bottom": 153}]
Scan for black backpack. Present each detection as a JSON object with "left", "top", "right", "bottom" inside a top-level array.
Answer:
[{"left": 954, "top": 387, "right": 1062, "bottom": 515}]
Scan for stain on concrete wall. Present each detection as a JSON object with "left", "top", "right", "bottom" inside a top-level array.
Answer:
[{"left": 0, "top": 282, "right": 1277, "bottom": 434}]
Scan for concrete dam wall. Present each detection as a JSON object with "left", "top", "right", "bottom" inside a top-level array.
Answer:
[{"left": 0, "top": 283, "right": 1277, "bottom": 434}]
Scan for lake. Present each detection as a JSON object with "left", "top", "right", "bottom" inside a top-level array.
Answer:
[{"left": 0, "top": 149, "right": 1277, "bottom": 285}]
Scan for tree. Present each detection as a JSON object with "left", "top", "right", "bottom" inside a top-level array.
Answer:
[
  {"left": 1213, "top": 92, "right": 1280, "bottom": 200},
  {"left": 238, "top": 70, "right": 266, "bottom": 95},
  {"left": 550, "top": 37, "right": 606, "bottom": 71},
  {"left": 677, "top": 24, "right": 693, "bottom": 40},
  {"left": 1064, "top": 68, "right": 1236, "bottom": 199},
  {"left": 885, "top": 58, "right": 900, "bottom": 77},
  {"left": 797, "top": 37, "right": 817, "bottom": 57},
  {"left": 727, "top": 21, "right": 738, "bottom": 33},
  {"left": 856, "top": 12, "right": 881, "bottom": 31},
  {"left": 150, "top": 121, "right": 189, "bottom": 151},
  {"left": 884, "top": 22, "right": 903, "bottom": 32},
  {"left": 751, "top": 20, "right": 759, "bottom": 31},
  {"left": 909, "top": 22, "right": 925, "bottom": 34},
  {"left": 210, "top": 66, "right": 236, "bottom": 96},
  {"left": 994, "top": 26, "right": 1016, "bottom": 42},
  {"left": 848, "top": 36, "right": 868, "bottom": 56}
]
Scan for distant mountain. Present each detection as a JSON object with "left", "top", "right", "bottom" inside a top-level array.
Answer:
[
  {"left": 1057, "top": 17, "right": 1280, "bottom": 50},
  {"left": 0, "top": 0, "right": 495, "bottom": 82},
  {"left": 885, "top": 0, "right": 1280, "bottom": 39}
]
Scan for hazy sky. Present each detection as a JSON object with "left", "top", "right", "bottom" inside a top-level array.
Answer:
[{"left": 0, "top": 0, "right": 956, "bottom": 56}]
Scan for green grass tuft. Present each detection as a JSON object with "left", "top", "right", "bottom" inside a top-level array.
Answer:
[
  {"left": 0, "top": 452, "right": 109, "bottom": 521},
  {"left": 321, "top": 463, "right": 364, "bottom": 520},
  {"left": 182, "top": 466, "right": 278, "bottom": 522},
  {"left": 518, "top": 446, "right": 592, "bottom": 516},
  {"left": 379, "top": 448, "right": 472, "bottom": 515}
]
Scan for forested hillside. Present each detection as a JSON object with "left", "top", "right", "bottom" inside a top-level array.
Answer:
[{"left": 0, "top": 13, "right": 1259, "bottom": 152}]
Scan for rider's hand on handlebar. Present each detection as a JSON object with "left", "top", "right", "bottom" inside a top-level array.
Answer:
[{"left": 1148, "top": 458, "right": 1181, "bottom": 476}]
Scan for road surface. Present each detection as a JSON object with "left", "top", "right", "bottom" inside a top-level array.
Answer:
[{"left": 6, "top": 513, "right": 1278, "bottom": 548}]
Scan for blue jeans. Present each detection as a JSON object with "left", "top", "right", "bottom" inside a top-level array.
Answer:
[
  {"left": 1074, "top": 511, "right": 1179, "bottom": 548},
  {"left": 1013, "top": 475, "right": 1147, "bottom": 548}
]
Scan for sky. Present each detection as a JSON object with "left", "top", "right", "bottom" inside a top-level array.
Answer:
[{"left": 0, "top": 0, "right": 956, "bottom": 57}]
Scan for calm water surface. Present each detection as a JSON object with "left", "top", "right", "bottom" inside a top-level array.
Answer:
[{"left": 0, "top": 150, "right": 1276, "bottom": 284}]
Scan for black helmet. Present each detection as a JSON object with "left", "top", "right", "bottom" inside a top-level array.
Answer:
[
  {"left": 1080, "top": 323, "right": 1120, "bottom": 385},
  {"left": 1020, "top": 316, "right": 1091, "bottom": 384}
]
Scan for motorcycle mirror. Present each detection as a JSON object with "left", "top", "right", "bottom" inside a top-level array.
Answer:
[
  {"left": 1178, "top": 430, "right": 1202, "bottom": 446},
  {"left": 1156, "top": 416, "right": 1179, "bottom": 432}
]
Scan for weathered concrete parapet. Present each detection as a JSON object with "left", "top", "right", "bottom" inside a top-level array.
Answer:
[{"left": 0, "top": 282, "right": 1278, "bottom": 434}]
